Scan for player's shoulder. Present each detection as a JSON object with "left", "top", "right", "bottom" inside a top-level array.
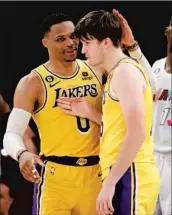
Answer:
[
  {"left": 117, "top": 60, "right": 140, "bottom": 75},
  {"left": 17, "top": 70, "right": 41, "bottom": 93}
]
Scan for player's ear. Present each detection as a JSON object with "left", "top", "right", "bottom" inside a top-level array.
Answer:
[
  {"left": 103, "top": 38, "right": 111, "bottom": 48},
  {"left": 42, "top": 38, "right": 48, "bottom": 48}
]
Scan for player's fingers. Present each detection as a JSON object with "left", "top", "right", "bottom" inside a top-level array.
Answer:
[
  {"left": 21, "top": 166, "right": 39, "bottom": 183},
  {"left": 57, "top": 99, "right": 71, "bottom": 106},
  {"left": 107, "top": 200, "right": 114, "bottom": 214},
  {"left": 30, "top": 158, "right": 41, "bottom": 177},
  {"left": 102, "top": 201, "right": 112, "bottom": 215},
  {"left": 112, "top": 9, "right": 124, "bottom": 22},
  {"left": 112, "top": 9, "right": 119, "bottom": 16},
  {"left": 117, "top": 13, "right": 127, "bottom": 23},
  {"left": 71, "top": 97, "right": 82, "bottom": 103},
  {"left": 34, "top": 156, "right": 45, "bottom": 167},
  {"left": 97, "top": 201, "right": 104, "bottom": 215},
  {"left": 22, "top": 171, "right": 35, "bottom": 183},
  {"left": 58, "top": 97, "right": 72, "bottom": 102},
  {"left": 57, "top": 103, "right": 71, "bottom": 110},
  {"left": 62, "top": 109, "right": 76, "bottom": 116}
]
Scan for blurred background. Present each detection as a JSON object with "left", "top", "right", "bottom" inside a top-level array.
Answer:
[{"left": 0, "top": 1, "right": 171, "bottom": 108}]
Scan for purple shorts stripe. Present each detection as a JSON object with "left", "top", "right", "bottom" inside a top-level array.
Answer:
[
  {"left": 112, "top": 163, "right": 137, "bottom": 215},
  {"left": 132, "top": 163, "right": 136, "bottom": 215},
  {"left": 32, "top": 161, "right": 47, "bottom": 215}
]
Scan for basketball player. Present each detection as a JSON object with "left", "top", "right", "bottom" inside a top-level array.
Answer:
[
  {"left": 152, "top": 18, "right": 172, "bottom": 215},
  {"left": 3, "top": 11, "right": 157, "bottom": 215},
  {"left": 3, "top": 13, "right": 103, "bottom": 215},
  {"left": 74, "top": 10, "right": 160, "bottom": 215}
]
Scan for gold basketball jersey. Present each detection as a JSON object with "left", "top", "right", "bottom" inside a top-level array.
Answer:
[
  {"left": 100, "top": 58, "right": 155, "bottom": 179},
  {"left": 32, "top": 59, "right": 102, "bottom": 157}
]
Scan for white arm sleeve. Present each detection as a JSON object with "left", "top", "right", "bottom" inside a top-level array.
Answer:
[
  {"left": 3, "top": 108, "right": 31, "bottom": 161},
  {"left": 129, "top": 47, "right": 157, "bottom": 94}
]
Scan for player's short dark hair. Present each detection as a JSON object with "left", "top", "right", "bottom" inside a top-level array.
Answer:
[
  {"left": 40, "top": 13, "right": 73, "bottom": 39},
  {"left": 75, "top": 10, "right": 122, "bottom": 47}
]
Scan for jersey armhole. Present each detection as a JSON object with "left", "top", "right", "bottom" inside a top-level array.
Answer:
[
  {"left": 32, "top": 70, "right": 48, "bottom": 115},
  {"left": 108, "top": 73, "right": 120, "bottom": 102}
]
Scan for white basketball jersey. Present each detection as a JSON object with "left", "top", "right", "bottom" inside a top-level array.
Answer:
[{"left": 152, "top": 57, "right": 172, "bottom": 153}]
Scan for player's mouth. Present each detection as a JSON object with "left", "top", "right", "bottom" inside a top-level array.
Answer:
[{"left": 65, "top": 49, "right": 77, "bottom": 55}]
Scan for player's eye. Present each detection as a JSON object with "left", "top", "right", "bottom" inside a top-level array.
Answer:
[{"left": 56, "top": 37, "right": 65, "bottom": 42}]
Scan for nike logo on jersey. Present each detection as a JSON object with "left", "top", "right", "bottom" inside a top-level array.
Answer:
[{"left": 49, "top": 81, "right": 61, "bottom": 88}]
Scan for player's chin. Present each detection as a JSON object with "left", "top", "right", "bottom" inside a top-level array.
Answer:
[
  {"left": 87, "top": 59, "right": 98, "bottom": 67},
  {"left": 64, "top": 56, "right": 77, "bottom": 62}
]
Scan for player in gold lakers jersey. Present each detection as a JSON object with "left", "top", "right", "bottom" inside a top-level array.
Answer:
[
  {"left": 3, "top": 13, "right": 103, "bottom": 215},
  {"left": 74, "top": 10, "right": 160, "bottom": 215}
]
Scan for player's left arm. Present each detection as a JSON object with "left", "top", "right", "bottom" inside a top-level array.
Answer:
[{"left": 107, "top": 63, "right": 146, "bottom": 185}]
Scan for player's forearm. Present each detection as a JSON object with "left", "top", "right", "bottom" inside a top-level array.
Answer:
[
  {"left": 107, "top": 129, "right": 146, "bottom": 185},
  {"left": 129, "top": 47, "right": 157, "bottom": 94},
  {"left": 87, "top": 107, "right": 102, "bottom": 126},
  {"left": 23, "top": 135, "right": 37, "bottom": 154},
  {"left": 3, "top": 108, "right": 31, "bottom": 160}
]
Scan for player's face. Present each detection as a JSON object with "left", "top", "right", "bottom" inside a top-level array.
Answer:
[
  {"left": 81, "top": 38, "right": 104, "bottom": 67},
  {"left": 165, "top": 25, "right": 172, "bottom": 44},
  {"left": 43, "top": 21, "right": 79, "bottom": 62}
]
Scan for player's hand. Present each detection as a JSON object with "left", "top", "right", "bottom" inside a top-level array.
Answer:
[
  {"left": 112, "top": 9, "right": 135, "bottom": 46},
  {"left": 19, "top": 151, "right": 45, "bottom": 183},
  {"left": 96, "top": 178, "right": 115, "bottom": 215},
  {"left": 57, "top": 97, "right": 93, "bottom": 118}
]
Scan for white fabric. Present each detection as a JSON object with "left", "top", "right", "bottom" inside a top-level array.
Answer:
[
  {"left": 129, "top": 47, "right": 157, "bottom": 94},
  {"left": 3, "top": 108, "right": 31, "bottom": 161},
  {"left": 154, "top": 152, "right": 171, "bottom": 215},
  {"left": 152, "top": 58, "right": 172, "bottom": 153}
]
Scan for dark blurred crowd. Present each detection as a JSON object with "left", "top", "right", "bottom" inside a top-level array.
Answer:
[{"left": 0, "top": 94, "right": 40, "bottom": 215}]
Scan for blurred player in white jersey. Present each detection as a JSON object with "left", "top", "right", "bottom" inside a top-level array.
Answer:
[{"left": 152, "top": 17, "right": 172, "bottom": 215}]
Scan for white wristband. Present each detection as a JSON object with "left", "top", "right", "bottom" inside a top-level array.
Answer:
[{"left": 3, "top": 108, "right": 31, "bottom": 161}]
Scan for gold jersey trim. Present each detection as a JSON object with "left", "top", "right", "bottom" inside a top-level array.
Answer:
[
  {"left": 32, "top": 70, "right": 48, "bottom": 115},
  {"left": 43, "top": 61, "right": 80, "bottom": 79},
  {"left": 83, "top": 61, "right": 102, "bottom": 87}
]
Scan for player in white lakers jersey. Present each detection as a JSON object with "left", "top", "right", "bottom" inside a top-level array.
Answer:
[
  {"left": 152, "top": 18, "right": 172, "bottom": 215},
  {"left": 74, "top": 10, "right": 160, "bottom": 215},
  {"left": 3, "top": 13, "right": 103, "bottom": 215}
]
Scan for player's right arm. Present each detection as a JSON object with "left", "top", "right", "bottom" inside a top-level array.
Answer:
[
  {"left": 166, "top": 24, "right": 172, "bottom": 73},
  {"left": 57, "top": 97, "right": 102, "bottom": 125},
  {"left": 3, "top": 73, "right": 44, "bottom": 183},
  {"left": 113, "top": 9, "right": 157, "bottom": 94}
]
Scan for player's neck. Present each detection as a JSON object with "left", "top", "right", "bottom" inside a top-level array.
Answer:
[
  {"left": 45, "top": 59, "right": 77, "bottom": 77},
  {"left": 103, "top": 47, "right": 127, "bottom": 74}
]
